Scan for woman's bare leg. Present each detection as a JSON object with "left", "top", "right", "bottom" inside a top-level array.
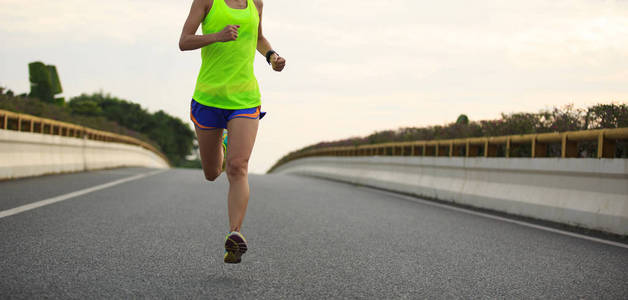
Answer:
[
  {"left": 225, "top": 117, "right": 259, "bottom": 232},
  {"left": 195, "top": 127, "right": 224, "bottom": 181}
]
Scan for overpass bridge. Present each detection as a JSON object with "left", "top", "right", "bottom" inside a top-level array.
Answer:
[
  {"left": 1, "top": 111, "right": 627, "bottom": 298},
  {"left": 0, "top": 168, "right": 627, "bottom": 298}
]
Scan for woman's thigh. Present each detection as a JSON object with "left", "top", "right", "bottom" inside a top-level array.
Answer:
[
  {"left": 226, "top": 118, "right": 259, "bottom": 168},
  {"left": 195, "top": 127, "right": 224, "bottom": 172}
]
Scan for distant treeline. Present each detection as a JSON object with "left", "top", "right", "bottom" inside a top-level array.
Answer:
[
  {"left": 291, "top": 103, "right": 628, "bottom": 154},
  {"left": 70, "top": 92, "right": 195, "bottom": 167},
  {"left": 0, "top": 89, "right": 196, "bottom": 167}
]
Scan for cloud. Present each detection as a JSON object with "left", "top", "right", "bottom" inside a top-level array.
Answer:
[
  {"left": 0, "top": 0, "right": 182, "bottom": 43},
  {"left": 507, "top": 15, "right": 628, "bottom": 69},
  {"left": 1, "top": 0, "right": 628, "bottom": 173}
]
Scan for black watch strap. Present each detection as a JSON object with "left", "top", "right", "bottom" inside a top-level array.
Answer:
[{"left": 265, "top": 50, "right": 277, "bottom": 64}]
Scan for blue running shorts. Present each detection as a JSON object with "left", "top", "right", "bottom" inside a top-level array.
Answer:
[{"left": 190, "top": 99, "right": 266, "bottom": 130}]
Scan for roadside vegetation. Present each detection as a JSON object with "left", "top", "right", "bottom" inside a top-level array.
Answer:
[
  {"left": 278, "top": 103, "right": 628, "bottom": 161},
  {"left": 0, "top": 61, "right": 198, "bottom": 168}
]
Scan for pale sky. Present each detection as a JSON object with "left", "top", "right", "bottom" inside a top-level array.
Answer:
[{"left": 1, "top": 0, "right": 627, "bottom": 173}]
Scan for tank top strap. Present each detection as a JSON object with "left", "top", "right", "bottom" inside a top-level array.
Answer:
[{"left": 248, "top": 0, "right": 259, "bottom": 15}]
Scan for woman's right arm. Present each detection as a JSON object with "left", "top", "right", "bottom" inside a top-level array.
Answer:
[{"left": 179, "top": 0, "right": 239, "bottom": 51}]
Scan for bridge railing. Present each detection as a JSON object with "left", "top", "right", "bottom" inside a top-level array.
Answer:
[
  {"left": 271, "top": 128, "right": 628, "bottom": 171},
  {"left": 0, "top": 109, "right": 169, "bottom": 165}
]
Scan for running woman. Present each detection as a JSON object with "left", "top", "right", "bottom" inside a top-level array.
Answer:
[{"left": 179, "top": 0, "right": 286, "bottom": 263}]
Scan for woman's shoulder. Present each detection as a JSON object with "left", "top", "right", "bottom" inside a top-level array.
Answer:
[
  {"left": 253, "top": 0, "right": 263, "bottom": 10},
  {"left": 193, "top": 0, "right": 213, "bottom": 13},
  {"left": 203, "top": 0, "right": 214, "bottom": 16}
]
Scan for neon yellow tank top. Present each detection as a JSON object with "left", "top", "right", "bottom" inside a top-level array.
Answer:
[{"left": 193, "top": 0, "right": 260, "bottom": 109}]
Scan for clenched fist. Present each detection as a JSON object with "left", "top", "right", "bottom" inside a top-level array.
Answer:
[
  {"left": 270, "top": 54, "right": 286, "bottom": 72},
  {"left": 218, "top": 25, "right": 239, "bottom": 42}
]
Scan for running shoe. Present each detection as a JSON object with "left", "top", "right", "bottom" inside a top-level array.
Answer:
[{"left": 224, "top": 231, "right": 248, "bottom": 264}]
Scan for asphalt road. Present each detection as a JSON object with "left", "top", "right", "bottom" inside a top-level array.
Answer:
[{"left": 1, "top": 168, "right": 627, "bottom": 299}]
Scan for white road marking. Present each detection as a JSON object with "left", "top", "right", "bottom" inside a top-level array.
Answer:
[
  {"left": 362, "top": 187, "right": 628, "bottom": 250},
  {"left": 0, "top": 170, "right": 166, "bottom": 219}
]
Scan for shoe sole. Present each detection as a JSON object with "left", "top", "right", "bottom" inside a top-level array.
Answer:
[{"left": 224, "top": 234, "right": 247, "bottom": 264}]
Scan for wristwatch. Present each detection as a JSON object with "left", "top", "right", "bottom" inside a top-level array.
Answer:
[{"left": 265, "top": 50, "right": 277, "bottom": 64}]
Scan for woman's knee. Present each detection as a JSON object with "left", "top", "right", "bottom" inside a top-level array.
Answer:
[
  {"left": 203, "top": 167, "right": 222, "bottom": 181},
  {"left": 226, "top": 158, "right": 248, "bottom": 179}
]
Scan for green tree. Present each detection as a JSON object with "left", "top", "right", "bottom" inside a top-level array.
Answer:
[
  {"left": 68, "top": 92, "right": 195, "bottom": 166},
  {"left": 456, "top": 114, "right": 469, "bottom": 125},
  {"left": 68, "top": 98, "right": 103, "bottom": 116},
  {"left": 28, "top": 61, "right": 63, "bottom": 105},
  {"left": 585, "top": 103, "right": 628, "bottom": 129}
]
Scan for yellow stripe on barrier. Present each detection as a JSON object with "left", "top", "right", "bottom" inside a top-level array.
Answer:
[
  {"left": 270, "top": 127, "right": 628, "bottom": 172},
  {"left": 0, "top": 109, "right": 169, "bottom": 166}
]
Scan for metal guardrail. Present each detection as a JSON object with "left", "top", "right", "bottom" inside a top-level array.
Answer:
[
  {"left": 271, "top": 128, "right": 628, "bottom": 171},
  {"left": 0, "top": 109, "right": 170, "bottom": 165}
]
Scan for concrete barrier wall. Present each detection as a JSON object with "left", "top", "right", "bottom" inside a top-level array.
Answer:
[
  {"left": 272, "top": 156, "right": 628, "bottom": 235},
  {"left": 0, "top": 129, "right": 169, "bottom": 179}
]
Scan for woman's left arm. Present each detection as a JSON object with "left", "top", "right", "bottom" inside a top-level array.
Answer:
[{"left": 254, "top": 0, "right": 286, "bottom": 72}]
